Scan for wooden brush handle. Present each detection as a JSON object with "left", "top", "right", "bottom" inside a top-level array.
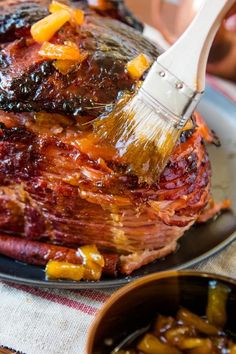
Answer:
[{"left": 158, "top": 0, "right": 235, "bottom": 92}]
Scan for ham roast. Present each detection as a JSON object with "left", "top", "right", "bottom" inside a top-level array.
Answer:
[{"left": 0, "top": 0, "right": 226, "bottom": 277}]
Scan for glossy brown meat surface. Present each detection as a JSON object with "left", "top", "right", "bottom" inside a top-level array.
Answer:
[
  {"left": 0, "top": 1, "right": 158, "bottom": 116},
  {"left": 0, "top": 0, "right": 49, "bottom": 42},
  {"left": 0, "top": 0, "right": 142, "bottom": 44},
  {"left": 0, "top": 110, "right": 213, "bottom": 274}
]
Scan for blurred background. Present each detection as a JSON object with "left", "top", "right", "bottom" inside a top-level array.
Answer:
[{"left": 125, "top": 0, "right": 236, "bottom": 82}]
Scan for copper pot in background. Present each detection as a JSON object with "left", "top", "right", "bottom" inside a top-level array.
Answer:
[{"left": 125, "top": 0, "right": 236, "bottom": 82}]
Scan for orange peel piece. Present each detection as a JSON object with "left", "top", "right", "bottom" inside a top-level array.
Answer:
[
  {"left": 72, "top": 9, "right": 85, "bottom": 26},
  {"left": 31, "top": 10, "right": 70, "bottom": 43},
  {"left": 39, "top": 42, "right": 87, "bottom": 61},
  {"left": 49, "top": 0, "right": 69, "bottom": 13},
  {"left": 46, "top": 261, "right": 84, "bottom": 281},
  {"left": 49, "top": 1, "right": 85, "bottom": 26},
  {"left": 79, "top": 244, "right": 105, "bottom": 281},
  {"left": 53, "top": 59, "right": 78, "bottom": 74},
  {"left": 127, "top": 53, "right": 151, "bottom": 80},
  {"left": 45, "top": 245, "right": 104, "bottom": 281}
]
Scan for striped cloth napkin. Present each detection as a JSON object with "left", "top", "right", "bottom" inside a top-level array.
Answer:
[{"left": 0, "top": 76, "right": 235, "bottom": 354}]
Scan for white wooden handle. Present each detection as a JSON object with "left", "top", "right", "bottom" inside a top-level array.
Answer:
[{"left": 157, "top": 0, "right": 235, "bottom": 92}]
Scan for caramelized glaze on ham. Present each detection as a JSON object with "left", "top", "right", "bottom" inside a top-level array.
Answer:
[
  {"left": 0, "top": 1, "right": 226, "bottom": 276},
  {"left": 0, "top": 1, "right": 155, "bottom": 115},
  {"left": 0, "top": 110, "right": 216, "bottom": 274}
]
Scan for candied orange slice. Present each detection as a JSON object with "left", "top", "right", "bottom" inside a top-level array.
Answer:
[
  {"left": 46, "top": 261, "right": 85, "bottom": 281},
  {"left": 31, "top": 10, "right": 70, "bottom": 43},
  {"left": 45, "top": 245, "right": 104, "bottom": 281},
  {"left": 71, "top": 9, "right": 85, "bottom": 25},
  {"left": 79, "top": 244, "right": 105, "bottom": 281},
  {"left": 53, "top": 59, "right": 78, "bottom": 74},
  {"left": 49, "top": 0, "right": 69, "bottom": 13},
  {"left": 49, "top": 1, "right": 84, "bottom": 26},
  {"left": 126, "top": 53, "right": 151, "bottom": 80},
  {"left": 39, "top": 42, "right": 87, "bottom": 61}
]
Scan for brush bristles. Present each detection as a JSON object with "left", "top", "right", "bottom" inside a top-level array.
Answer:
[{"left": 93, "top": 93, "right": 182, "bottom": 184}]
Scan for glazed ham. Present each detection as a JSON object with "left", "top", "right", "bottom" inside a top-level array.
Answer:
[
  {"left": 0, "top": 0, "right": 227, "bottom": 277},
  {"left": 0, "top": 109, "right": 218, "bottom": 275}
]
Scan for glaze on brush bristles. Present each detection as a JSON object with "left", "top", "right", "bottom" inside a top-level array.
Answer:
[
  {"left": 93, "top": 0, "right": 234, "bottom": 184},
  {"left": 93, "top": 91, "right": 182, "bottom": 184}
]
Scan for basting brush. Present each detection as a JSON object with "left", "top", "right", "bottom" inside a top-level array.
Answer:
[{"left": 94, "top": 0, "right": 235, "bottom": 184}]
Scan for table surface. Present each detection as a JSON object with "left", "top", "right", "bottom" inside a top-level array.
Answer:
[{"left": 0, "top": 77, "right": 235, "bottom": 354}]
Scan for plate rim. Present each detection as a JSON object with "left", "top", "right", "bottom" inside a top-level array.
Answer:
[{"left": 0, "top": 231, "right": 235, "bottom": 289}]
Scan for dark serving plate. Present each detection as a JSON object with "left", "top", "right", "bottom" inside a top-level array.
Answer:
[
  {"left": 0, "top": 86, "right": 236, "bottom": 289},
  {"left": 0, "top": 211, "right": 235, "bottom": 289}
]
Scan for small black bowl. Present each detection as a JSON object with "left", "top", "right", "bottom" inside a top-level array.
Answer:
[{"left": 87, "top": 270, "right": 236, "bottom": 354}]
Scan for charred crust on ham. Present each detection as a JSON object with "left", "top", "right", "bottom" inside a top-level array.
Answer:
[
  {"left": 0, "top": 8, "right": 159, "bottom": 115},
  {"left": 0, "top": 0, "right": 49, "bottom": 43}
]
